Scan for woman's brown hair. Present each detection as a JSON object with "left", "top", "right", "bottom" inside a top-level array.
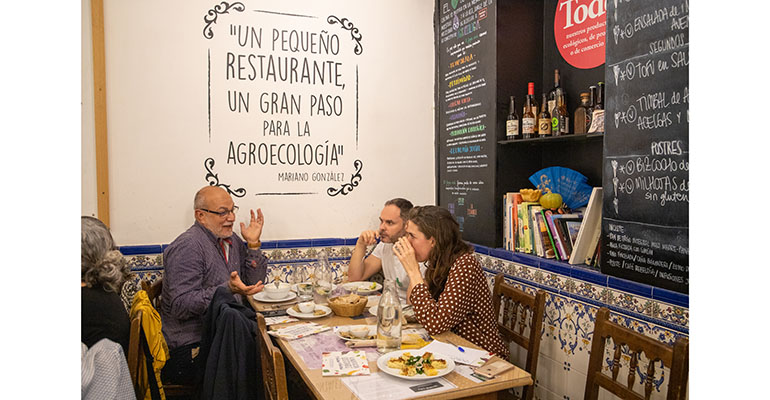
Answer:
[{"left": 407, "top": 206, "right": 472, "bottom": 300}]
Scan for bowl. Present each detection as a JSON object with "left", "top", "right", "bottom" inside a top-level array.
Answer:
[
  {"left": 298, "top": 301, "right": 315, "bottom": 313},
  {"left": 263, "top": 282, "right": 291, "bottom": 299},
  {"left": 349, "top": 325, "right": 371, "bottom": 338},
  {"left": 328, "top": 293, "right": 368, "bottom": 317}
]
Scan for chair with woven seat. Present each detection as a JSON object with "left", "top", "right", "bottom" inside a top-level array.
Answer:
[
  {"left": 584, "top": 307, "right": 689, "bottom": 400},
  {"left": 256, "top": 313, "right": 289, "bottom": 400},
  {"left": 140, "top": 279, "right": 197, "bottom": 399},
  {"left": 491, "top": 273, "right": 546, "bottom": 400}
]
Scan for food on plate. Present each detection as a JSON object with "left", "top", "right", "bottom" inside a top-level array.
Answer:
[
  {"left": 387, "top": 352, "right": 447, "bottom": 377},
  {"left": 297, "top": 301, "right": 315, "bottom": 313},
  {"left": 313, "top": 308, "right": 326, "bottom": 316},
  {"left": 339, "top": 326, "right": 375, "bottom": 340}
]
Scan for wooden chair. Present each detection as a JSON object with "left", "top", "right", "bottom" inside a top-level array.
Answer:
[
  {"left": 139, "top": 278, "right": 197, "bottom": 399},
  {"left": 127, "top": 309, "right": 144, "bottom": 399},
  {"left": 584, "top": 307, "right": 689, "bottom": 400},
  {"left": 491, "top": 273, "right": 546, "bottom": 400},
  {"left": 256, "top": 313, "right": 289, "bottom": 400}
]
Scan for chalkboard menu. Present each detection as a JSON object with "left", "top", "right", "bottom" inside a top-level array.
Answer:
[
  {"left": 601, "top": 0, "right": 689, "bottom": 293},
  {"left": 436, "top": 0, "right": 497, "bottom": 246}
]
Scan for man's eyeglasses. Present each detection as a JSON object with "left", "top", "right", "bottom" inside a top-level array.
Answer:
[{"left": 199, "top": 206, "right": 239, "bottom": 217}]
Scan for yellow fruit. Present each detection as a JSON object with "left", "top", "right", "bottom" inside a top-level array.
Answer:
[{"left": 539, "top": 193, "right": 563, "bottom": 209}]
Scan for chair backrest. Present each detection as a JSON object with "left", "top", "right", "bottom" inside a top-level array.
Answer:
[
  {"left": 127, "top": 308, "right": 145, "bottom": 400},
  {"left": 584, "top": 307, "right": 689, "bottom": 400},
  {"left": 491, "top": 273, "right": 546, "bottom": 400},
  {"left": 141, "top": 278, "right": 163, "bottom": 310},
  {"left": 256, "top": 313, "right": 289, "bottom": 400}
]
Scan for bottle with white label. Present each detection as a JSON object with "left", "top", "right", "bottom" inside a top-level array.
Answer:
[
  {"left": 522, "top": 93, "right": 536, "bottom": 139},
  {"left": 506, "top": 96, "right": 520, "bottom": 140}
]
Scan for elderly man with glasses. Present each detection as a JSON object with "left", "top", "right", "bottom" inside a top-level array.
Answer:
[{"left": 160, "top": 185, "right": 268, "bottom": 385}]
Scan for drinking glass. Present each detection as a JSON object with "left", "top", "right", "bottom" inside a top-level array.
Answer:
[{"left": 294, "top": 265, "right": 313, "bottom": 301}]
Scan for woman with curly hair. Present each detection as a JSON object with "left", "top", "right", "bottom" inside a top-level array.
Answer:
[
  {"left": 81, "top": 216, "right": 131, "bottom": 355},
  {"left": 393, "top": 206, "right": 509, "bottom": 358}
]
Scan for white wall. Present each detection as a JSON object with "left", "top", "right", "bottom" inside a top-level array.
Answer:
[
  {"left": 82, "top": 0, "right": 98, "bottom": 218},
  {"left": 83, "top": 0, "right": 436, "bottom": 245}
]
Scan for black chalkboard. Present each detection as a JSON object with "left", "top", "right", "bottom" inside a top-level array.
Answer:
[
  {"left": 436, "top": 0, "right": 498, "bottom": 246},
  {"left": 601, "top": 0, "right": 689, "bottom": 293}
]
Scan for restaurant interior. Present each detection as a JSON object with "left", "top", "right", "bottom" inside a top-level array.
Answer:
[{"left": 6, "top": 0, "right": 758, "bottom": 399}]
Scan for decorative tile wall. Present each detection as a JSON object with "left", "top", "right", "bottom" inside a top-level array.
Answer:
[{"left": 119, "top": 239, "right": 689, "bottom": 400}]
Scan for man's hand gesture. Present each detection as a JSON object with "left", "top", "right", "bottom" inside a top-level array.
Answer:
[{"left": 228, "top": 270, "right": 264, "bottom": 296}]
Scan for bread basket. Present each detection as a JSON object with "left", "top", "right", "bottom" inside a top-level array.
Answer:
[{"left": 327, "top": 294, "right": 368, "bottom": 317}]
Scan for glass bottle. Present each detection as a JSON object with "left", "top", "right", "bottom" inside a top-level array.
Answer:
[
  {"left": 522, "top": 93, "right": 536, "bottom": 139},
  {"left": 547, "top": 69, "right": 563, "bottom": 115},
  {"left": 595, "top": 82, "right": 604, "bottom": 110},
  {"left": 538, "top": 93, "right": 551, "bottom": 137},
  {"left": 376, "top": 279, "right": 402, "bottom": 354},
  {"left": 550, "top": 88, "right": 563, "bottom": 136},
  {"left": 523, "top": 82, "right": 539, "bottom": 135},
  {"left": 557, "top": 91, "right": 570, "bottom": 135},
  {"left": 574, "top": 92, "right": 591, "bottom": 134},
  {"left": 506, "top": 96, "right": 520, "bottom": 140},
  {"left": 313, "top": 250, "right": 332, "bottom": 303}
]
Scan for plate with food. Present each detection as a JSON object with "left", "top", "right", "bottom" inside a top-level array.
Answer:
[
  {"left": 341, "top": 281, "right": 382, "bottom": 295},
  {"left": 286, "top": 304, "right": 332, "bottom": 319},
  {"left": 376, "top": 350, "right": 455, "bottom": 380},
  {"left": 333, "top": 325, "right": 377, "bottom": 341}
]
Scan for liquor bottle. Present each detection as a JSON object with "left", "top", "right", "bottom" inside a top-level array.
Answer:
[
  {"left": 506, "top": 96, "right": 520, "bottom": 139},
  {"left": 522, "top": 93, "right": 536, "bottom": 139},
  {"left": 523, "top": 82, "right": 539, "bottom": 135},
  {"left": 547, "top": 69, "right": 563, "bottom": 114},
  {"left": 595, "top": 82, "right": 604, "bottom": 110},
  {"left": 538, "top": 93, "right": 551, "bottom": 137},
  {"left": 376, "top": 279, "right": 402, "bottom": 354},
  {"left": 574, "top": 92, "right": 591, "bottom": 134},
  {"left": 557, "top": 91, "right": 570, "bottom": 135}
]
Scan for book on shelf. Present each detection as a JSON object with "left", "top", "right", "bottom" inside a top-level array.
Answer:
[
  {"left": 529, "top": 205, "right": 544, "bottom": 257},
  {"left": 565, "top": 220, "right": 583, "bottom": 246},
  {"left": 542, "top": 209, "right": 568, "bottom": 260},
  {"left": 568, "top": 187, "right": 602, "bottom": 265},
  {"left": 533, "top": 206, "right": 557, "bottom": 259},
  {"left": 540, "top": 209, "right": 560, "bottom": 260},
  {"left": 550, "top": 213, "right": 583, "bottom": 256},
  {"left": 517, "top": 201, "right": 539, "bottom": 254},
  {"left": 503, "top": 192, "right": 521, "bottom": 251}
]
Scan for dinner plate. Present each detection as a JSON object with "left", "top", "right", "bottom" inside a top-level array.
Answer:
[
  {"left": 333, "top": 325, "right": 377, "bottom": 341},
  {"left": 368, "top": 305, "right": 414, "bottom": 318},
  {"left": 341, "top": 281, "right": 383, "bottom": 295},
  {"left": 286, "top": 304, "right": 332, "bottom": 319},
  {"left": 376, "top": 349, "right": 455, "bottom": 380},
  {"left": 253, "top": 291, "right": 297, "bottom": 303}
]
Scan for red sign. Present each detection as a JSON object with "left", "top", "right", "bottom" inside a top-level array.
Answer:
[{"left": 553, "top": 0, "right": 606, "bottom": 69}]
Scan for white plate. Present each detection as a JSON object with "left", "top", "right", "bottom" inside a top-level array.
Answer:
[
  {"left": 342, "top": 281, "right": 383, "bottom": 295},
  {"left": 376, "top": 350, "right": 455, "bottom": 380},
  {"left": 253, "top": 291, "right": 297, "bottom": 303},
  {"left": 286, "top": 304, "right": 332, "bottom": 319},
  {"left": 333, "top": 325, "right": 377, "bottom": 341},
  {"left": 368, "top": 305, "right": 414, "bottom": 318},
  {"left": 290, "top": 282, "right": 313, "bottom": 293}
]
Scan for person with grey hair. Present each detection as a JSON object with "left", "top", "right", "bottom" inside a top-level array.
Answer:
[
  {"left": 160, "top": 185, "right": 268, "bottom": 385},
  {"left": 81, "top": 216, "right": 131, "bottom": 356},
  {"left": 347, "top": 198, "right": 426, "bottom": 303}
]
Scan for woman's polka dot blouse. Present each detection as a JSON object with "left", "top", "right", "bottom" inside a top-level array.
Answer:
[{"left": 409, "top": 252, "right": 509, "bottom": 359}]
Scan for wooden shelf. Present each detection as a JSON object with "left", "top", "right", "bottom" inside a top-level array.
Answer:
[{"left": 498, "top": 133, "right": 604, "bottom": 146}]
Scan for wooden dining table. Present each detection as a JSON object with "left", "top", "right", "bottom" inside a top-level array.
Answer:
[{"left": 247, "top": 293, "right": 533, "bottom": 399}]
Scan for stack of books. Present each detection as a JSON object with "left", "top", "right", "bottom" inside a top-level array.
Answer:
[{"left": 503, "top": 187, "right": 602, "bottom": 265}]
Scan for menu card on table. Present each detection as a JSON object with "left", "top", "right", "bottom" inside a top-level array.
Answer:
[
  {"left": 420, "top": 340, "right": 491, "bottom": 367},
  {"left": 263, "top": 316, "right": 298, "bottom": 326},
  {"left": 342, "top": 373, "right": 456, "bottom": 400},
  {"left": 321, "top": 351, "right": 370, "bottom": 376},
  {"left": 267, "top": 322, "right": 330, "bottom": 340}
]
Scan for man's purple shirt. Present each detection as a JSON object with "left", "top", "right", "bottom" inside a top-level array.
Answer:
[{"left": 160, "top": 221, "right": 267, "bottom": 349}]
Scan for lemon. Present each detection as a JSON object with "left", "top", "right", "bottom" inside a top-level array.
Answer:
[{"left": 539, "top": 193, "right": 563, "bottom": 209}]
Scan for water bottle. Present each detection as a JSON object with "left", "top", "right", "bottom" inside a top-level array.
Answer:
[
  {"left": 376, "top": 279, "right": 402, "bottom": 354},
  {"left": 313, "top": 251, "right": 332, "bottom": 303}
]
